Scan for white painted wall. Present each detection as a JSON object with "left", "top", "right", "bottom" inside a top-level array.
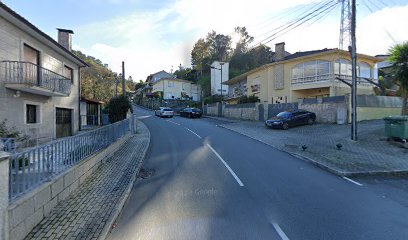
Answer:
[{"left": 210, "top": 61, "right": 229, "bottom": 96}]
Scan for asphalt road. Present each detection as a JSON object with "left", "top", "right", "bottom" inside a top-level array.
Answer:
[{"left": 107, "top": 106, "right": 408, "bottom": 240}]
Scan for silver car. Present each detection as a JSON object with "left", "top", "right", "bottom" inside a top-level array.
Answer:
[{"left": 155, "top": 107, "right": 174, "bottom": 118}]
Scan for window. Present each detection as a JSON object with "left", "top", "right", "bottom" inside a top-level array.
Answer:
[
  {"left": 168, "top": 81, "right": 175, "bottom": 87},
  {"left": 26, "top": 104, "right": 37, "bottom": 124},
  {"left": 291, "top": 60, "right": 331, "bottom": 80},
  {"left": 358, "top": 62, "right": 371, "bottom": 78},
  {"left": 23, "top": 44, "right": 39, "bottom": 65},
  {"left": 334, "top": 59, "right": 352, "bottom": 76},
  {"left": 64, "top": 65, "right": 73, "bottom": 83}
]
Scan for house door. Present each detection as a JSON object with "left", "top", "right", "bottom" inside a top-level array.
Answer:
[{"left": 56, "top": 108, "right": 72, "bottom": 138}]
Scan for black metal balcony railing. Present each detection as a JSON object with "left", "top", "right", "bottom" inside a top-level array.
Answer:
[{"left": 0, "top": 61, "right": 71, "bottom": 96}]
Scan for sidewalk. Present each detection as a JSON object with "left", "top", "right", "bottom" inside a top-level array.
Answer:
[
  {"left": 24, "top": 121, "right": 150, "bottom": 240},
  {"left": 215, "top": 117, "right": 408, "bottom": 176}
]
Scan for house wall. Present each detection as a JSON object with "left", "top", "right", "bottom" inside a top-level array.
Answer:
[
  {"left": 152, "top": 79, "right": 201, "bottom": 101},
  {"left": 244, "top": 51, "right": 378, "bottom": 104},
  {"left": 0, "top": 15, "right": 80, "bottom": 143},
  {"left": 210, "top": 61, "right": 229, "bottom": 96}
]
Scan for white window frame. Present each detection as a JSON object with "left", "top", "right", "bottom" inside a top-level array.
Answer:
[{"left": 24, "top": 100, "right": 42, "bottom": 125}]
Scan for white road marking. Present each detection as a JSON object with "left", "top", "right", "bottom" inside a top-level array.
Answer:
[
  {"left": 136, "top": 115, "right": 152, "bottom": 119},
  {"left": 272, "top": 223, "right": 290, "bottom": 240},
  {"left": 184, "top": 127, "right": 202, "bottom": 139},
  {"left": 167, "top": 120, "right": 180, "bottom": 126},
  {"left": 343, "top": 177, "right": 363, "bottom": 186},
  {"left": 206, "top": 144, "right": 244, "bottom": 187}
]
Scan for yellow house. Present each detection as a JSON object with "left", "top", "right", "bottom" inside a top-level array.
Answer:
[
  {"left": 152, "top": 78, "right": 201, "bottom": 101},
  {"left": 224, "top": 42, "right": 382, "bottom": 104}
]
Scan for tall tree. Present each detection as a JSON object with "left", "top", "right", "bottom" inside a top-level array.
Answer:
[
  {"left": 73, "top": 50, "right": 134, "bottom": 103},
  {"left": 388, "top": 42, "right": 408, "bottom": 115}
]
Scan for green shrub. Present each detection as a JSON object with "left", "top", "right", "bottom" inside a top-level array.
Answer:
[
  {"left": 0, "top": 119, "right": 29, "bottom": 141},
  {"left": 105, "top": 95, "right": 132, "bottom": 123},
  {"left": 238, "top": 95, "right": 260, "bottom": 104},
  {"left": 204, "top": 95, "right": 223, "bottom": 104}
]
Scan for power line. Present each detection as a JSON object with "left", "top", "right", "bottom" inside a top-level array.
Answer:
[
  {"left": 256, "top": 1, "right": 340, "bottom": 47},
  {"left": 361, "top": 0, "right": 397, "bottom": 43},
  {"left": 253, "top": 0, "right": 326, "bottom": 38},
  {"left": 254, "top": 0, "right": 333, "bottom": 42}
]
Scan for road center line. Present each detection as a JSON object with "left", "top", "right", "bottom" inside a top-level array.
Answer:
[
  {"left": 184, "top": 127, "right": 202, "bottom": 139},
  {"left": 167, "top": 120, "right": 180, "bottom": 126},
  {"left": 272, "top": 223, "right": 290, "bottom": 240},
  {"left": 206, "top": 144, "right": 244, "bottom": 187},
  {"left": 343, "top": 177, "right": 363, "bottom": 186}
]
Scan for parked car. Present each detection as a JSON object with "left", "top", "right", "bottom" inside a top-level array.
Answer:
[
  {"left": 155, "top": 107, "right": 174, "bottom": 118},
  {"left": 180, "top": 108, "right": 202, "bottom": 118},
  {"left": 265, "top": 110, "right": 316, "bottom": 130}
]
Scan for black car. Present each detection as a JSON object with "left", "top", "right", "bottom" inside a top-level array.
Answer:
[
  {"left": 265, "top": 110, "right": 316, "bottom": 130},
  {"left": 180, "top": 108, "right": 202, "bottom": 118}
]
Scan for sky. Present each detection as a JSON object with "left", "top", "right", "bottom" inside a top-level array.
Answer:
[{"left": 3, "top": 0, "right": 408, "bottom": 81}]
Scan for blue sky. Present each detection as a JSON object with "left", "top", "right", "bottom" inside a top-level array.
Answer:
[{"left": 3, "top": 0, "right": 408, "bottom": 81}]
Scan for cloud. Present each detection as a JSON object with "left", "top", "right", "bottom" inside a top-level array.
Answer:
[{"left": 75, "top": 0, "right": 408, "bottom": 81}]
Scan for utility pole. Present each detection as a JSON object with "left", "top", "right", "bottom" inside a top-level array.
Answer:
[
  {"left": 122, "top": 61, "right": 126, "bottom": 96},
  {"left": 220, "top": 62, "right": 224, "bottom": 100},
  {"left": 350, "top": 0, "right": 357, "bottom": 140}
]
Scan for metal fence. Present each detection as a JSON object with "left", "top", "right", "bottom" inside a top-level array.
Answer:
[
  {"left": 9, "top": 118, "right": 130, "bottom": 200},
  {"left": 1, "top": 138, "right": 16, "bottom": 153},
  {"left": 0, "top": 61, "right": 72, "bottom": 95}
]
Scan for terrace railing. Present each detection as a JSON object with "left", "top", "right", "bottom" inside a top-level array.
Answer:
[
  {"left": 0, "top": 61, "right": 72, "bottom": 96},
  {"left": 9, "top": 118, "right": 130, "bottom": 200}
]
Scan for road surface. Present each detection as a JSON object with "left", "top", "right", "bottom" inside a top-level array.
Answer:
[{"left": 107, "top": 106, "right": 408, "bottom": 240}]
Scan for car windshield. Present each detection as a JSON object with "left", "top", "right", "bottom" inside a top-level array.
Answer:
[
  {"left": 192, "top": 109, "right": 201, "bottom": 112},
  {"left": 163, "top": 108, "right": 172, "bottom": 111},
  {"left": 276, "top": 112, "right": 291, "bottom": 119}
]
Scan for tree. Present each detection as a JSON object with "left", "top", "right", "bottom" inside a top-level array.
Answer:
[
  {"left": 105, "top": 95, "right": 132, "bottom": 123},
  {"left": 174, "top": 66, "right": 197, "bottom": 81},
  {"left": 388, "top": 42, "right": 408, "bottom": 115}
]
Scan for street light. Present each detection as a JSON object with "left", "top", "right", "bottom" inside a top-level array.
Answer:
[{"left": 211, "top": 62, "right": 225, "bottom": 100}]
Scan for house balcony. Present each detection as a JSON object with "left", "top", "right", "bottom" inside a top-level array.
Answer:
[
  {"left": 291, "top": 73, "right": 374, "bottom": 91},
  {"left": 0, "top": 61, "right": 71, "bottom": 97}
]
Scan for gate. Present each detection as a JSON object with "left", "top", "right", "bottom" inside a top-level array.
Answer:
[
  {"left": 258, "top": 104, "right": 264, "bottom": 121},
  {"left": 56, "top": 108, "right": 72, "bottom": 138},
  {"left": 218, "top": 103, "right": 223, "bottom": 117}
]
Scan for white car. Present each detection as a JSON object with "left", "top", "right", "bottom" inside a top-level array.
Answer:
[{"left": 155, "top": 107, "right": 174, "bottom": 118}]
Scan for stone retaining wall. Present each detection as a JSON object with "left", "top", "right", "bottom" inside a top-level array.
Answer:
[{"left": 6, "top": 133, "right": 131, "bottom": 240}]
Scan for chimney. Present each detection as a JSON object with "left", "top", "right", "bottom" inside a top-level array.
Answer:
[
  {"left": 57, "top": 28, "right": 74, "bottom": 51},
  {"left": 274, "top": 42, "right": 285, "bottom": 61}
]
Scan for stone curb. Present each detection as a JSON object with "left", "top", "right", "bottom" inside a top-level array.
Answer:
[
  {"left": 98, "top": 121, "right": 151, "bottom": 240},
  {"left": 218, "top": 124, "right": 408, "bottom": 178}
]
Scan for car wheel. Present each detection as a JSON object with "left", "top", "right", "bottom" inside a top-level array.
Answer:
[
  {"left": 282, "top": 123, "right": 289, "bottom": 130},
  {"left": 307, "top": 118, "right": 314, "bottom": 125}
]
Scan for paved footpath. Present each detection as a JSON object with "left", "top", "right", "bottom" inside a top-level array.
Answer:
[
  {"left": 216, "top": 118, "right": 408, "bottom": 176},
  {"left": 25, "top": 121, "right": 150, "bottom": 240}
]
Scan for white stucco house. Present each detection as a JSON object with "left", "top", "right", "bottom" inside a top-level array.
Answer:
[
  {"left": 0, "top": 2, "right": 88, "bottom": 144},
  {"left": 210, "top": 61, "right": 229, "bottom": 96}
]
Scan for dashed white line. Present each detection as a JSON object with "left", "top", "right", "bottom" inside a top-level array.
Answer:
[
  {"left": 167, "top": 120, "right": 180, "bottom": 126},
  {"left": 272, "top": 223, "right": 290, "bottom": 240},
  {"left": 184, "top": 127, "right": 202, "bottom": 139},
  {"left": 206, "top": 144, "right": 244, "bottom": 187},
  {"left": 343, "top": 177, "right": 363, "bottom": 186}
]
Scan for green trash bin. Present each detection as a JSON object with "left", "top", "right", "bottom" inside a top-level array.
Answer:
[{"left": 384, "top": 116, "right": 408, "bottom": 139}]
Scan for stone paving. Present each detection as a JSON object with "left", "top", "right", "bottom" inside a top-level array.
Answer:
[
  {"left": 219, "top": 119, "right": 408, "bottom": 176},
  {"left": 24, "top": 121, "right": 150, "bottom": 240}
]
